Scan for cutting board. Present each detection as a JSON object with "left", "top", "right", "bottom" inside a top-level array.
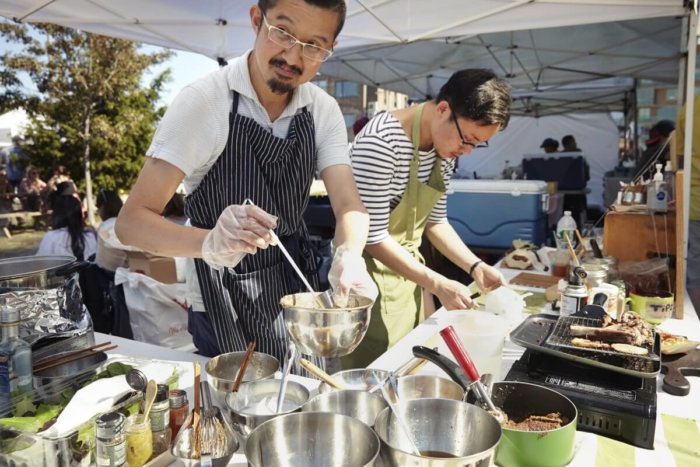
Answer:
[
  {"left": 661, "top": 349, "right": 700, "bottom": 396},
  {"left": 509, "top": 272, "right": 561, "bottom": 289}
]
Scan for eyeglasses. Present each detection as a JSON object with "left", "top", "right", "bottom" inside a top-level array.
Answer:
[
  {"left": 450, "top": 106, "right": 489, "bottom": 149},
  {"left": 262, "top": 14, "right": 333, "bottom": 62}
]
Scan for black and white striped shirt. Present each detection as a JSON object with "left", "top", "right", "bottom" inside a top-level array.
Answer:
[{"left": 350, "top": 111, "right": 455, "bottom": 244}]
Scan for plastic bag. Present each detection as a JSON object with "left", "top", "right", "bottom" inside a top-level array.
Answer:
[{"left": 114, "top": 267, "right": 193, "bottom": 350}]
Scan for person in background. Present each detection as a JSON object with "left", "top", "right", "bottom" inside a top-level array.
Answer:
[
  {"left": 95, "top": 189, "right": 128, "bottom": 272},
  {"left": 161, "top": 192, "right": 187, "bottom": 225},
  {"left": 116, "top": 0, "right": 376, "bottom": 364},
  {"left": 37, "top": 194, "right": 97, "bottom": 260},
  {"left": 676, "top": 95, "right": 700, "bottom": 306},
  {"left": 0, "top": 136, "right": 28, "bottom": 193},
  {"left": 540, "top": 137, "right": 559, "bottom": 154},
  {"left": 561, "top": 134, "right": 581, "bottom": 152},
  {"left": 19, "top": 166, "right": 47, "bottom": 211},
  {"left": 344, "top": 69, "right": 511, "bottom": 368},
  {"left": 352, "top": 115, "right": 370, "bottom": 137},
  {"left": 636, "top": 120, "right": 675, "bottom": 180},
  {"left": 45, "top": 165, "right": 76, "bottom": 193}
]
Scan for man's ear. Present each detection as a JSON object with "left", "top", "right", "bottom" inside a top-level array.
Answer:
[{"left": 250, "top": 5, "right": 262, "bottom": 33}]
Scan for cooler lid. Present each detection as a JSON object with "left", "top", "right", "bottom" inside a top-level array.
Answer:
[{"left": 449, "top": 179, "right": 547, "bottom": 194}]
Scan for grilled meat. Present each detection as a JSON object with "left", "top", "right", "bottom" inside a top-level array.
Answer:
[
  {"left": 571, "top": 337, "right": 611, "bottom": 349},
  {"left": 569, "top": 324, "right": 636, "bottom": 344}
]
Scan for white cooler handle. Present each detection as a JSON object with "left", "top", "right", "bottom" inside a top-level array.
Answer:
[{"left": 541, "top": 193, "right": 550, "bottom": 213}]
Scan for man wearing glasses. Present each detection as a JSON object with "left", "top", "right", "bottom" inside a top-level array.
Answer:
[
  {"left": 116, "top": 0, "right": 376, "bottom": 367},
  {"left": 343, "top": 69, "right": 512, "bottom": 368}
]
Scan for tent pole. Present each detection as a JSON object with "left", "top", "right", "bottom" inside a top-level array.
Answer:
[{"left": 682, "top": 9, "right": 698, "bottom": 290}]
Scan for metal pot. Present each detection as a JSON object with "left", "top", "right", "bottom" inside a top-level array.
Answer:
[
  {"left": 245, "top": 412, "right": 380, "bottom": 467},
  {"left": 302, "top": 390, "right": 388, "bottom": 427},
  {"left": 0, "top": 255, "right": 85, "bottom": 290},
  {"left": 374, "top": 399, "right": 501, "bottom": 466},
  {"left": 318, "top": 368, "right": 391, "bottom": 393},
  {"left": 384, "top": 375, "right": 464, "bottom": 402}
]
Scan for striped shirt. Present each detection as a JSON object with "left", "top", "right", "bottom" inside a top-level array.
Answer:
[{"left": 350, "top": 111, "right": 455, "bottom": 244}]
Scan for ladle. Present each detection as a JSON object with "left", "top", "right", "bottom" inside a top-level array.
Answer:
[
  {"left": 276, "top": 342, "right": 297, "bottom": 413},
  {"left": 373, "top": 371, "right": 421, "bottom": 456},
  {"left": 243, "top": 199, "right": 327, "bottom": 308},
  {"left": 439, "top": 326, "right": 506, "bottom": 422}
]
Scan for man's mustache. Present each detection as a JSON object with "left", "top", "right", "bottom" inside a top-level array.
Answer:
[{"left": 270, "top": 58, "right": 302, "bottom": 76}]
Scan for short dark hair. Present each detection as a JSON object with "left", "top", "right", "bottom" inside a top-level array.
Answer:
[
  {"left": 435, "top": 69, "right": 511, "bottom": 130},
  {"left": 96, "top": 189, "right": 123, "bottom": 220},
  {"left": 562, "top": 135, "right": 576, "bottom": 146},
  {"left": 258, "top": 0, "right": 347, "bottom": 38}
]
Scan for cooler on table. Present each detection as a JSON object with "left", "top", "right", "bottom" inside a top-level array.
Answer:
[{"left": 447, "top": 179, "right": 549, "bottom": 249}]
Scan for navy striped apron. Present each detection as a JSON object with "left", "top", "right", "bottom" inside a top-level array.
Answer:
[{"left": 185, "top": 91, "right": 321, "bottom": 369}]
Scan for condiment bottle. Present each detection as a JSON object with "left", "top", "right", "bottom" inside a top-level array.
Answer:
[
  {"left": 149, "top": 384, "right": 171, "bottom": 458},
  {"left": 125, "top": 414, "right": 152, "bottom": 467},
  {"left": 95, "top": 411, "right": 127, "bottom": 467},
  {"left": 560, "top": 266, "right": 588, "bottom": 315},
  {"left": 169, "top": 389, "right": 189, "bottom": 440}
]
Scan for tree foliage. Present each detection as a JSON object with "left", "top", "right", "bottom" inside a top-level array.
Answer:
[{"left": 0, "top": 23, "right": 173, "bottom": 194}]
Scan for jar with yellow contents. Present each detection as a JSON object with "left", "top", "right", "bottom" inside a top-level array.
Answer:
[{"left": 125, "top": 414, "right": 152, "bottom": 466}]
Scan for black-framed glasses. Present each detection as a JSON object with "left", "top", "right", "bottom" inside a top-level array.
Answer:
[
  {"left": 450, "top": 106, "right": 489, "bottom": 149},
  {"left": 262, "top": 14, "right": 333, "bottom": 62}
]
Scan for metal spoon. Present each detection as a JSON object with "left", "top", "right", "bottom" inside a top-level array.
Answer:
[
  {"left": 276, "top": 342, "right": 297, "bottom": 413},
  {"left": 377, "top": 372, "right": 421, "bottom": 456}
]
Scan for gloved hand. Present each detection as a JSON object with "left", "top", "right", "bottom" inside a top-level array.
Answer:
[
  {"left": 201, "top": 204, "right": 277, "bottom": 270},
  {"left": 327, "top": 246, "right": 378, "bottom": 307}
]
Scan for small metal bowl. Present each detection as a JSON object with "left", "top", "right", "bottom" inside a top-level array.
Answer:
[
  {"left": 281, "top": 292, "right": 373, "bottom": 358},
  {"left": 205, "top": 351, "right": 279, "bottom": 406},
  {"left": 225, "top": 379, "right": 310, "bottom": 442},
  {"left": 318, "top": 368, "right": 390, "bottom": 393},
  {"left": 302, "top": 390, "right": 388, "bottom": 427},
  {"left": 245, "top": 412, "right": 380, "bottom": 467},
  {"left": 386, "top": 375, "right": 465, "bottom": 402},
  {"left": 171, "top": 406, "right": 238, "bottom": 467}
]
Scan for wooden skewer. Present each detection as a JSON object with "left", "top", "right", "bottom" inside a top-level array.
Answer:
[
  {"left": 192, "top": 361, "right": 201, "bottom": 458},
  {"left": 575, "top": 229, "right": 586, "bottom": 250},
  {"left": 32, "top": 342, "right": 117, "bottom": 373},
  {"left": 564, "top": 233, "right": 579, "bottom": 266},
  {"left": 232, "top": 340, "right": 256, "bottom": 392},
  {"left": 299, "top": 358, "right": 347, "bottom": 390}
]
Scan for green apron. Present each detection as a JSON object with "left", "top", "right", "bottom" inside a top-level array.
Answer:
[{"left": 343, "top": 104, "right": 447, "bottom": 368}]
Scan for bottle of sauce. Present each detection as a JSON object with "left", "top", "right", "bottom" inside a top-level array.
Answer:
[{"left": 169, "top": 389, "right": 189, "bottom": 440}]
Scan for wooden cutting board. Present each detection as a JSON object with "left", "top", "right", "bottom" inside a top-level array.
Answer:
[
  {"left": 661, "top": 349, "right": 700, "bottom": 396},
  {"left": 509, "top": 272, "right": 561, "bottom": 289}
]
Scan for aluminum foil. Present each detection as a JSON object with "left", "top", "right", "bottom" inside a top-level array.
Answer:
[{"left": 0, "top": 273, "right": 91, "bottom": 345}]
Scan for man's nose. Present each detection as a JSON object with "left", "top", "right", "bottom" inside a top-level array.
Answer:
[{"left": 282, "top": 42, "right": 304, "bottom": 67}]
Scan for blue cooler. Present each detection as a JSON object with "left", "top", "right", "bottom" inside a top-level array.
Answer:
[{"left": 447, "top": 179, "right": 549, "bottom": 248}]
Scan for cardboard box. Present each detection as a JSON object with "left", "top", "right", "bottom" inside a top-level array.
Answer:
[{"left": 126, "top": 251, "right": 178, "bottom": 284}]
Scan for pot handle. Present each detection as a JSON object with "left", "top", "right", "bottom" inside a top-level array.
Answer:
[
  {"left": 411, "top": 345, "right": 474, "bottom": 391},
  {"left": 54, "top": 260, "right": 90, "bottom": 277}
]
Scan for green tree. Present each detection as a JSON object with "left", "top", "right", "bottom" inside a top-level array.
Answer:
[{"left": 0, "top": 23, "right": 172, "bottom": 225}]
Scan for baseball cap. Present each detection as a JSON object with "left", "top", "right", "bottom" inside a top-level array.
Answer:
[{"left": 540, "top": 138, "right": 559, "bottom": 149}]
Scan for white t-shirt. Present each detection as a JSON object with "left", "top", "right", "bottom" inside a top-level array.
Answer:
[
  {"left": 350, "top": 112, "right": 455, "bottom": 245},
  {"left": 146, "top": 49, "right": 350, "bottom": 194},
  {"left": 37, "top": 228, "right": 98, "bottom": 260},
  {"left": 146, "top": 50, "right": 350, "bottom": 310}
]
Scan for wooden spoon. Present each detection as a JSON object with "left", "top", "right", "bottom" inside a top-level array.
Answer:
[
  {"left": 300, "top": 358, "right": 347, "bottom": 390},
  {"left": 142, "top": 379, "right": 157, "bottom": 421}
]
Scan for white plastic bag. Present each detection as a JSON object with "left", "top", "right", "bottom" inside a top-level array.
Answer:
[{"left": 114, "top": 267, "right": 193, "bottom": 350}]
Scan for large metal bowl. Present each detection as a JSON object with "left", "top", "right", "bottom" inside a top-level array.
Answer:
[
  {"left": 318, "top": 368, "right": 390, "bottom": 393},
  {"left": 205, "top": 351, "right": 279, "bottom": 406},
  {"left": 171, "top": 406, "right": 238, "bottom": 467},
  {"left": 302, "top": 390, "right": 388, "bottom": 427},
  {"left": 226, "top": 379, "right": 310, "bottom": 442},
  {"left": 281, "top": 292, "right": 373, "bottom": 358},
  {"left": 374, "top": 398, "right": 502, "bottom": 466},
  {"left": 386, "top": 375, "right": 465, "bottom": 402},
  {"left": 245, "top": 412, "right": 380, "bottom": 467}
]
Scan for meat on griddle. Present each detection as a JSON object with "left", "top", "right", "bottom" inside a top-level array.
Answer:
[{"left": 569, "top": 324, "right": 636, "bottom": 344}]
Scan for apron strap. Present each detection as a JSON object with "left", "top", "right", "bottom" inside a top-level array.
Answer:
[{"left": 406, "top": 103, "right": 425, "bottom": 240}]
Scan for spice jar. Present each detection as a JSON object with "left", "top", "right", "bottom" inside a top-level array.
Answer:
[
  {"left": 169, "top": 389, "right": 189, "bottom": 440},
  {"left": 126, "top": 414, "right": 152, "bottom": 467},
  {"left": 150, "top": 384, "right": 172, "bottom": 458},
  {"left": 95, "top": 411, "right": 126, "bottom": 467}
]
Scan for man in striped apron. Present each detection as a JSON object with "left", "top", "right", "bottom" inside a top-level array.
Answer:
[{"left": 116, "top": 0, "right": 377, "bottom": 367}]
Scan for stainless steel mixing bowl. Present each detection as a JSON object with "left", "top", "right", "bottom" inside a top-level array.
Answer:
[
  {"left": 386, "top": 375, "right": 465, "bottom": 402},
  {"left": 226, "top": 379, "right": 310, "bottom": 441},
  {"left": 318, "top": 368, "right": 391, "bottom": 393},
  {"left": 205, "top": 351, "right": 279, "bottom": 406},
  {"left": 171, "top": 406, "right": 238, "bottom": 467},
  {"left": 374, "top": 398, "right": 502, "bottom": 466},
  {"left": 245, "top": 412, "right": 380, "bottom": 467},
  {"left": 302, "top": 389, "right": 388, "bottom": 427},
  {"left": 281, "top": 292, "right": 373, "bottom": 358}
]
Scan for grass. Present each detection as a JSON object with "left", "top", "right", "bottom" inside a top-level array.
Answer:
[{"left": 0, "top": 230, "right": 45, "bottom": 258}]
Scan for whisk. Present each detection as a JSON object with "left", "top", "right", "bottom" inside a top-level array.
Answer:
[{"left": 199, "top": 380, "right": 223, "bottom": 465}]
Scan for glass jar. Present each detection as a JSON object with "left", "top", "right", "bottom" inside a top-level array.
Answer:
[
  {"left": 169, "top": 389, "right": 189, "bottom": 440},
  {"left": 150, "top": 384, "right": 171, "bottom": 458},
  {"left": 126, "top": 414, "right": 152, "bottom": 467},
  {"left": 95, "top": 412, "right": 126, "bottom": 467}
]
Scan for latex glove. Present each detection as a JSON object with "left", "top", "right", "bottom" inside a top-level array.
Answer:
[
  {"left": 471, "top": 262, "right": 507, "bottom": 293},
  {"left": 327, "top": 246, "right": 378, "bottom": 307},
  {"left": 202, "top": 204, "right": 277, "bottom": 269},
  {"left": 433, "top": 278, "right": 478, "bottom": 310}
]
